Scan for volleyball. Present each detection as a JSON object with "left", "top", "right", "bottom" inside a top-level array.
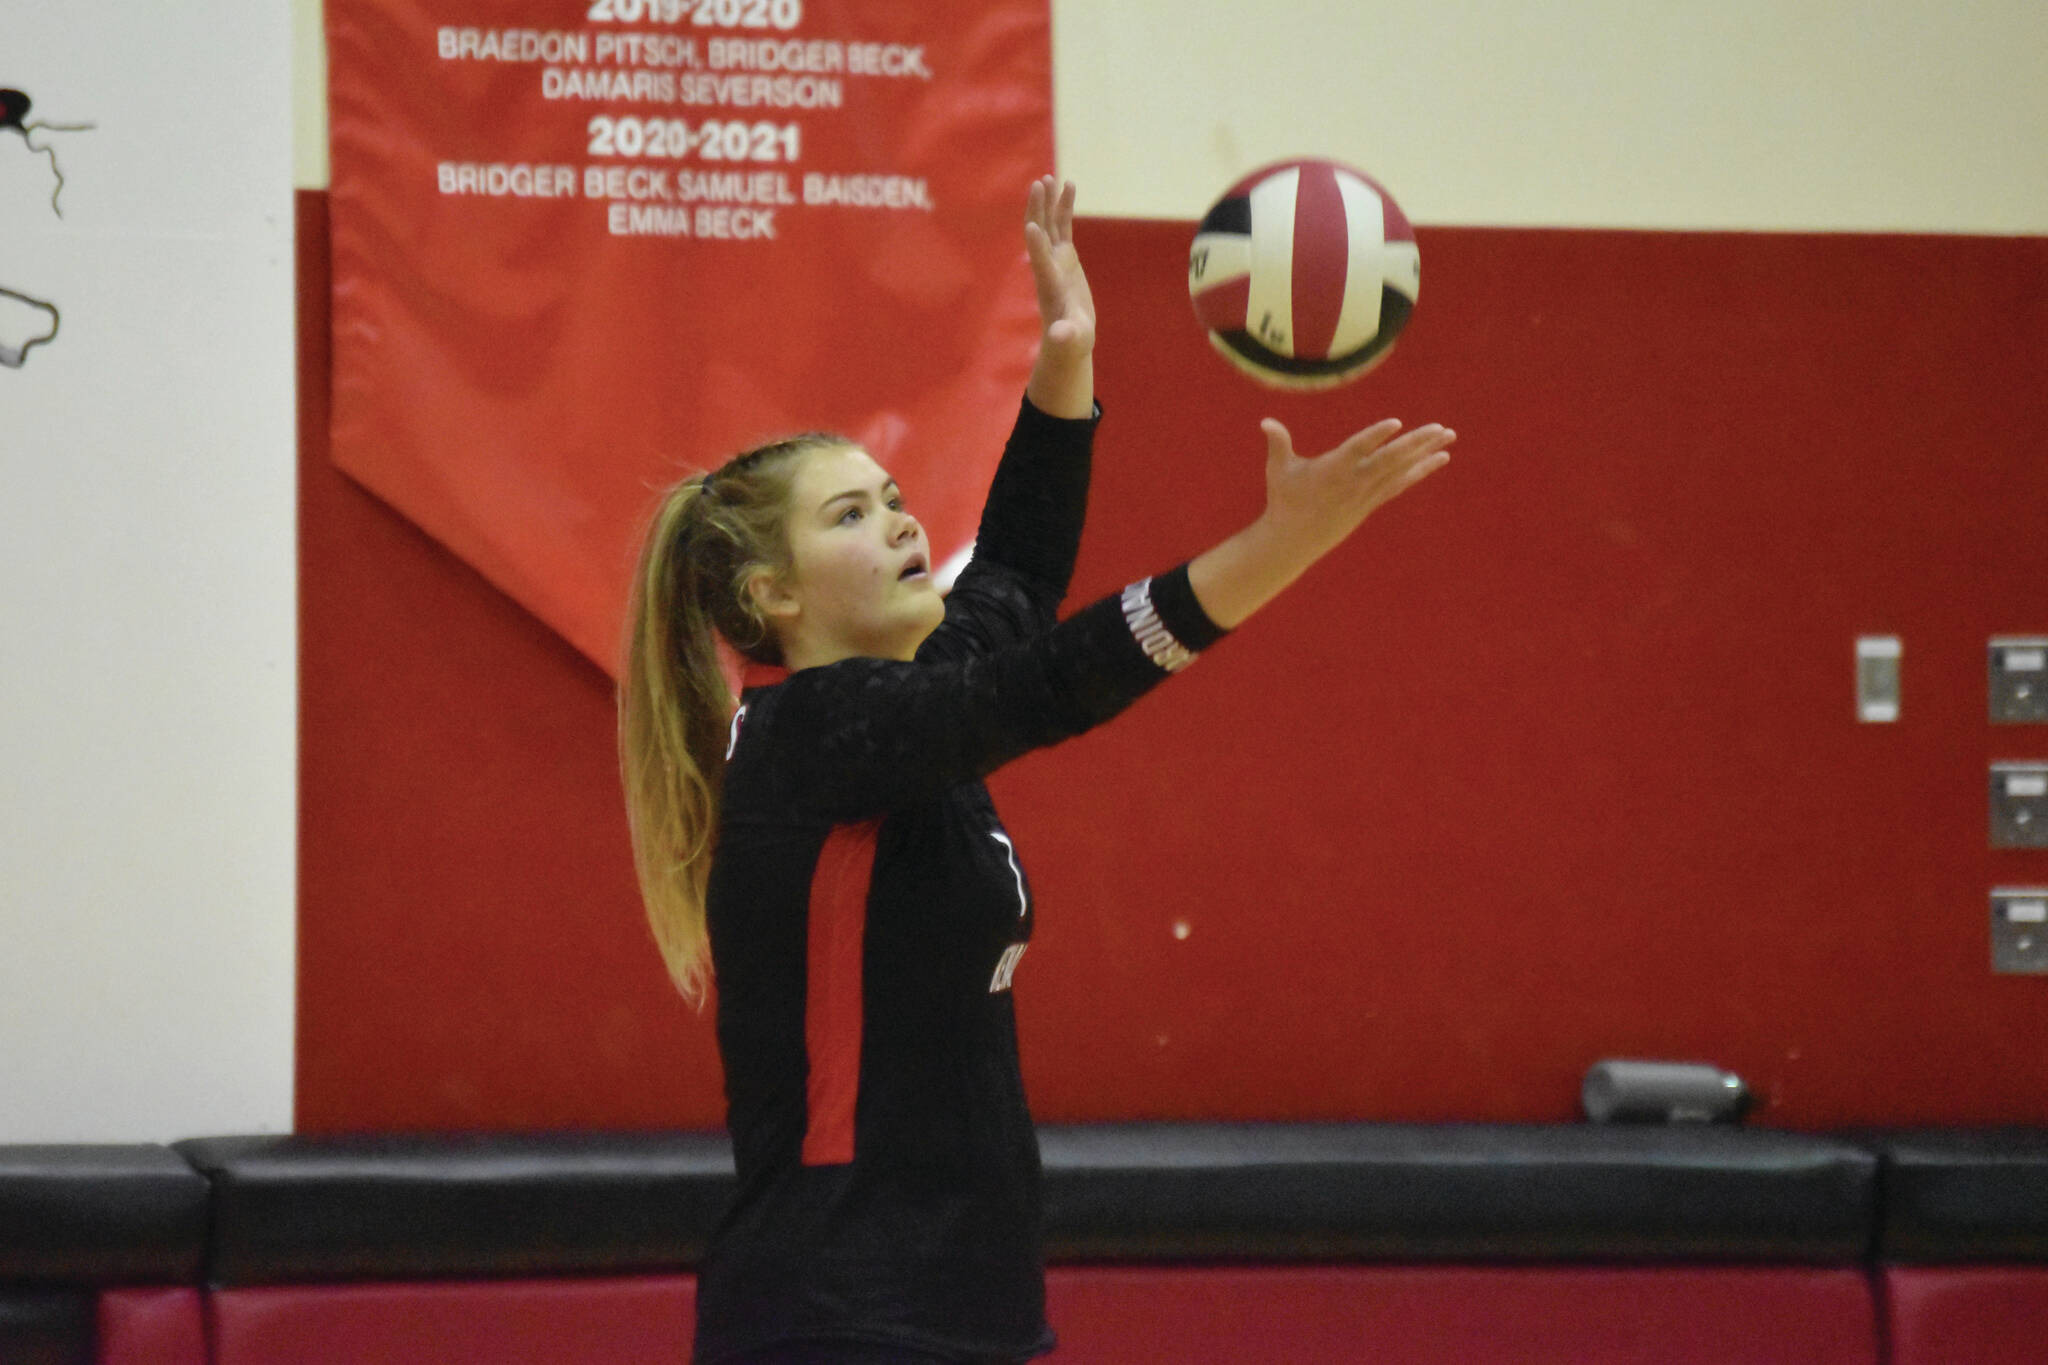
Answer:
[{"left": 1187, "top": 158, "right": 1420, "bottom": 390}]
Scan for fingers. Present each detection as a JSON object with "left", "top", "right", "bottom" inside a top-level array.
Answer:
[
  {"left": 1300, "top": 420, "right": 1456, "bottom": 516},
  {"left": 1260, "top": 418, "right": 1295, "bottom": 473},
  {"left": 1337, "top": 418, "right": 1406, "bottom": 461},
  {"left": 1025, "top": 175, "right": 1074, "bottom": 246},
  {"left": 1367, "top": 423, "right": 1454, "bottom": 461},
  {"left": 1272, "top": 417, "right": 1456, "bottom": 473},
  {"left": 1357, "top": 426, "right": 1455, "bottom": 506},
  {"left": 1382, "top": 445, "right": 1453, "bottom": 501},
  {"left": 1023, "top": 216, "right": 1052, "bottom": 274}
]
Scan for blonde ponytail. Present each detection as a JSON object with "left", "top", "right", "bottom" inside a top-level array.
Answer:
[{"left": 619, "top": 434, "right": 846, "bottom": 1003}]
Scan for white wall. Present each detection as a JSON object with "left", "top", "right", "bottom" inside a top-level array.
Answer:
[
  {"left": 0, "top": 1, "right": 297, "bottom": 1142},
  {"left": 294, "top": 0, "right": 2048, "bottom": 230},
  {"left": 1050, "top": 0, "right": 2048, "bottom": 231},
  {"left": 294, "top": 0, "right": 331, "bottom": 193}
]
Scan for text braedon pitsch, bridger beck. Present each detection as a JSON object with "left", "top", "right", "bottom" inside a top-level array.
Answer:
[{"left": 431, "top": 16, "right": 941, "bottom": 242}]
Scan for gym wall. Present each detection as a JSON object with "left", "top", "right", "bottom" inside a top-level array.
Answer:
[
  {"left": 292, "top": 4, "right": 2048, "bottom": 1132},
  {"left": 3, "top": 2, "right": 2041, "bottom": 1144}
]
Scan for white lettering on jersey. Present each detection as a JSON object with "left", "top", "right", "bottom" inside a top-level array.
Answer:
[
  {"left": 989, "top": 942, "right": 1026, "bottom": 993},
  {"left": 725, "top": 704, "right": 748, "bottom": 759},
  {"left": 1120, "top": 577, "right": 1195, "bottom": 673},
  {"left": 989, "top": 830, "right": 1028, "bottom": 919}
]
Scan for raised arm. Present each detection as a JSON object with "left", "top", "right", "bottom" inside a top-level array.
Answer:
[{"left": 922, "top": 178, "right": 1099, "bottom": 656}]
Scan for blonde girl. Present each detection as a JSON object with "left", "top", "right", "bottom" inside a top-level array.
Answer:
[{"left": 623, "top": 177, "right": 1455, "bottom": 1365}]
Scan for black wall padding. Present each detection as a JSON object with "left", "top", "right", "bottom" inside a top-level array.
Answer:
[
  {"left": 175, "top": 1132, "right": 736, "bottom": 1287},
  {"left": 0, "top": 1145, "right": 210, "bottom": 1284},
  {"left": 0, "top": 1292, "right": 95, "bottom": 1365},
  {"left": 1037, "top": 1123, "right": 1879, "bottom": 1263},
  {"left": 175, "top": 1124, "right": 1885, "bottom": 1284},
  {"left": 1877, "top": 1129, "right": 2048, "bottom": 1262},
  {"left": 22, "top": 1125, "right": 2048, "bottom": 1296}
]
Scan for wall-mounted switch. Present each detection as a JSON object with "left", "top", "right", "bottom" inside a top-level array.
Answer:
[
  {"left": 1991, "top": 638, "right": 2048, "bottom": 724},
  {"left": 1992, "top": 889, "right": 2048, "bottom": 974},
  {"left": 1991, "top": 762, "right": 2048, "bottom": 849},
  {"left": 1856, "top": 636, "right": 1900, "bottom": 723}
]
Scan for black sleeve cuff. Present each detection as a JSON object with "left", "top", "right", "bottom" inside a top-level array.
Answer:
[
  {"left": 1017, "top": 393, "right": 1104, "bottom": 429},
  {"left": 1149, "top": 562, "right": 1228, "bottom": 651}
]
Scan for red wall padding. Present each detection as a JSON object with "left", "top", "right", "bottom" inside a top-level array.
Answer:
[
  {"left": 1043, "top": 1266, "right": 1877, "bottom": 1365},
  {"left": 96, "top": 1289, "right": 205, "bottom": 1365},
  {"left": 1884, "top": 1267, "right": 2048, "bottom": 1365},
  {"left": 298, "top": 190, "right": 2048, "bottom": 1133},
  {"left": 209, "top": 1277, "right": 693, "bottom": 1365},
  {"left": 198, "top": 1267, "right": 1876, "bottom": 1365}
]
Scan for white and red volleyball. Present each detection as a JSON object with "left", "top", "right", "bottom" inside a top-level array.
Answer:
[{"left": 1188, "top": 158, "right": 1420, "bottom": 390}]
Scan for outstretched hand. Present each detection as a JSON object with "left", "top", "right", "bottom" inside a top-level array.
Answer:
[
  {"left": 1024, "top": 175, "right": 1095, "bottom": 358},
  {"left": 1259, "top": 417, "right": 1455, "bottom": 560},
  {"left": 1186, "top": 416, "right": 1457, "bottom": 631}
]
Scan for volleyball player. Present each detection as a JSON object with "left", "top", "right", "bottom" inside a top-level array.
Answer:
[{"left": 621, "top": 176, "right": 1455, "bottom": 1363}]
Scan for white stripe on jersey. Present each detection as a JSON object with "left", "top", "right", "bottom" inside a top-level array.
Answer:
[{"left": 989, "top": 829, "right": 1028, "bottom": 919}]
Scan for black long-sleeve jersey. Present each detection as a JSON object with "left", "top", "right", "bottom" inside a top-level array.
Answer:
[{"left": 694, "top": 398, "right": 1225, "bottom": 1364}]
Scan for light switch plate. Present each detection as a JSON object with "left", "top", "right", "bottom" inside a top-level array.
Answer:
[
  {"left": 1991, "top": 638, "right": 2048, "bottom": 724},
  {"left": 1993, "top": 889, "right": 2048, "bottom": 974},
  {"left": 1991, "top": 762, "right": 2048, "bottom": 849},
  {"left": 1856, "top": 636, "right": 1900, "bottom": 723}
]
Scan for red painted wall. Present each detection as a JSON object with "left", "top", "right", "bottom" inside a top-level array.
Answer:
[{"left": 298, "top": 191, "right": 2048, "bottom": 1133}]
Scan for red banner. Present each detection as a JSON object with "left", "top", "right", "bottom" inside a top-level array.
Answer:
[{"left": 327, "top": 0, "right": 1052, "bottom": 670}]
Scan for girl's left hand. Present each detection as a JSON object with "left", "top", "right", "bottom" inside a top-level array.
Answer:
[{"left": 1024, "top": 176, "right": 1095, "bottom": 358}]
